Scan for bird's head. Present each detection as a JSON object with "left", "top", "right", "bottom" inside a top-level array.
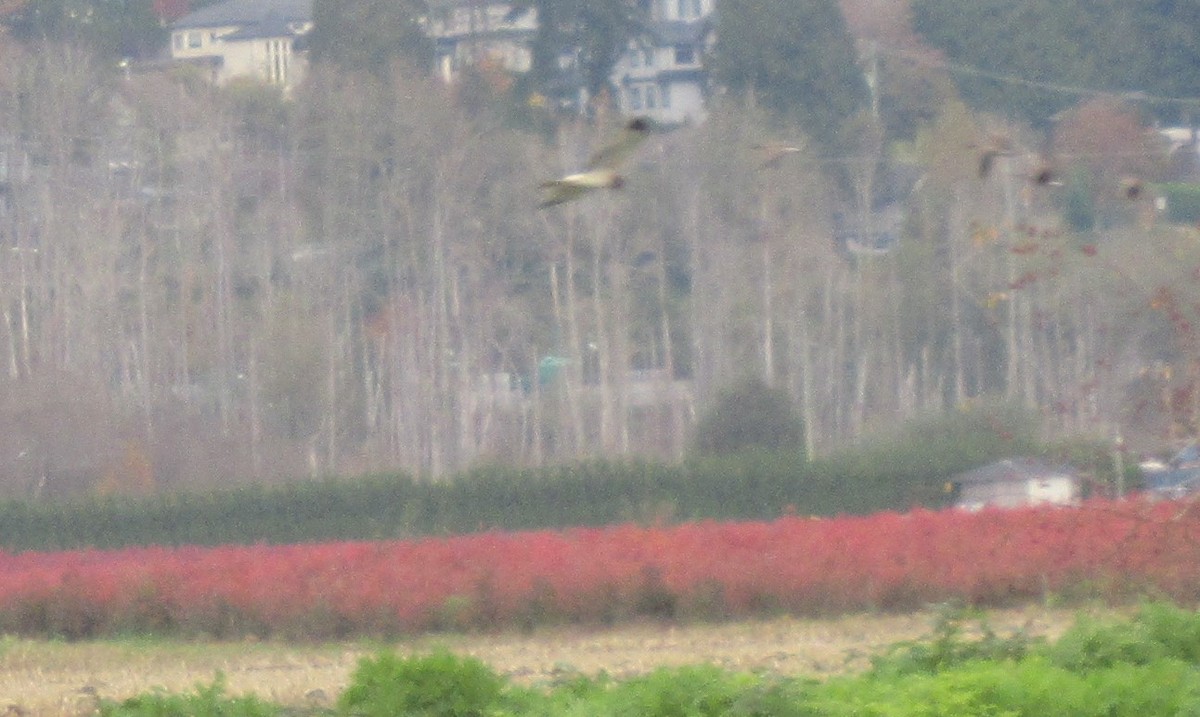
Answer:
[
  {"left": 610, "top": 175, "right": 626, "bottom": 189},
  {"left": 627, "top": 117, "right": 652, "bottom": 133}
]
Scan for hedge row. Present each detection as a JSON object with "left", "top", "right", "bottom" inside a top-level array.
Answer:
[{"left": 0, "top": 405, "right": 1097, "bottom": 551}]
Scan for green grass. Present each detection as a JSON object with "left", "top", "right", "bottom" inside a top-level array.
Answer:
[{"left": 96, "top": 602, "right": 1200, "bottom": 717}]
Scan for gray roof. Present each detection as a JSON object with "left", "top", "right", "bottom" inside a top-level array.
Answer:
[
  {"left": 952, "top": 457, "right": 1073, "bottom": 485},
  {"left": 173, "top": 0, "right": 312, "bottom": 30},
  {"left": 649, "top": 19, "right": 711, "bottom": 45}
]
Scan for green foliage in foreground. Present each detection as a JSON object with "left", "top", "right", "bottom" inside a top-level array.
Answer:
[
  {"left": 97, "top": 603, "right": 1200, "bottom": 717},
  {"left": 97, "top": 674, "right": 278, "bottom": 717},
  {"left": 0, "top": 403, "right": 1071, "bottom": 551},
  {"left": 338, "top": 651, "right": 507, "bottom": 717}
]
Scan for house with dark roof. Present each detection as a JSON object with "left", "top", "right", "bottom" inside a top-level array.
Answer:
[
  {"left": 610, "top": 0, "right": 714, "bottom": 125},
  {"left": 951, "top": 457, "right": 1081, "bottom": 511},
  {"left": 169, "top": 0, "right": 313, "bottom": 92}
]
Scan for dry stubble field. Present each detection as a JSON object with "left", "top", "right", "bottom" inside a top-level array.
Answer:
[{"left": 0, "top": 604, "right": 1100, "bottom": 716}]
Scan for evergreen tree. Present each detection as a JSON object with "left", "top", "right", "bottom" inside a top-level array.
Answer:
[
  {"left": 309, "top": 0, "right": 433, "bottom": 78},
  {"left": 691, "top": 376, "right": 805, "bottom": 457},
  {"left": 5, "top": 0, "right": 165, "bottom": 58},
  {"left": 709, "top": 0, "right": 868, "bottom": 147},
  {"left": 512, "top": 0, "right": 647, "bottom": 105},
  {"left": 911, "top": 0, "right": 1200, "bottom": 126}
]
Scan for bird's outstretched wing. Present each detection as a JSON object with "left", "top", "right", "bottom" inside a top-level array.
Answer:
[
  {"left": 751, "top": 141, "right": 804, "bottom": 169},
  {"left": 971, "top": 133, "right": 1014, "bottom": 179},
  {"left": 584, "top": 116, "right": 653, "bottom": 171},
  {"left": 538, "top": 173, "right": 617, "bottom": 209}
]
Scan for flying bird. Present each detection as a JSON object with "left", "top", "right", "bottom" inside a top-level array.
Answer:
[
  {"left": 751, "top": 141, "right": 805, "bottom": 169},
  {"left": 970, "top": 133, "right": 1015, "bottom": 179},
  {"left": 538, "top": 117, "right": 653, "bottom": 209},
  {"left": 1028, "top": 158, "right": 1060, "bottom": 187},
  {"left": 1119, "top": 175, "right": 1145, "bottom": 200}
]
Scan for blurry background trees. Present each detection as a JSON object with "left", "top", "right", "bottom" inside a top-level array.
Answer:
[
  {"left": 0, "top": 0, "right": 1195, "bottom": 498},
  {"left": 910, "top": 0, "right": 1200, "bottom": 127}
]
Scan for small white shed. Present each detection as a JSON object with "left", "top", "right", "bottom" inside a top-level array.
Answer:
[{"left": 952, "top": 457, "right": 1081, "bottom": 511}]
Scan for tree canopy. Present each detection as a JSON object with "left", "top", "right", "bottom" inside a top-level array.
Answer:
[
  {"left": 910, "top": 0, "right": 1200, "bottom": 126},
  {"left": 709, "top": 0, "right": 868, "bottom": 147},
  {"left": 4, "top": 0, "right": 165, "bottom": 58},
  {"left": 309, "top": 0, "right": 434, "bottom": 77},
  {"left": 510, "top": 0, "right": 646, "bottom": 104}
]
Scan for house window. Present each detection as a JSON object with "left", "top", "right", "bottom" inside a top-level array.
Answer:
[
  {"left": 187, "top": 31, "right": 201, "bottom": 48},
  {"left": 660, "top": 83, "right": 670, "bottom": 108},
  {"left": 645, "top": 86, "right": 656, "bottom": 109},
  {"left": 644, "top": 48, "right": 654, "bottom": 67},
  {"left": 676, "top": 0, "right": 688, "bottom": 18},
  {"left": 629, "top": 86, "right": 643, "bottom": 110},
  {"left": 690, "top": 0, "right": 702, "bottom": 17},
  {"left": 173, "top": 33, "right": 183, "bottom": 51},
  {"left": 674, "top": 44, "right": 694, "bottom": 64},
  {"left": 630, "top": 48, "right": 640, "bottom": 68}
]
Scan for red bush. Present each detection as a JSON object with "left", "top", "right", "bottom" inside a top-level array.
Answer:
[{"left": 0, "top": 499, "right": 1197, "bottom": 638}]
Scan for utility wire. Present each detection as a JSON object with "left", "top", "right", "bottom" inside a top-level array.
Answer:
[{"left": 876, "top": 45, "right": 1200, "bottom": 108}]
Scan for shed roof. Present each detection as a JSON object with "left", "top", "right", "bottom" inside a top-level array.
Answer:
[{"left": 952, "top": 457, "right": 1073, "bottom": 485}]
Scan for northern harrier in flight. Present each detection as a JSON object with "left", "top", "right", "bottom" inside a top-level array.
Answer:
[{"left": 539, "top": 117, "right": 653, "bottom": 209}]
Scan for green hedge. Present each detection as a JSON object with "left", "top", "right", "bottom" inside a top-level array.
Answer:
[{"left": 0, "top": 405, "right": 1055, "bottom": 551}]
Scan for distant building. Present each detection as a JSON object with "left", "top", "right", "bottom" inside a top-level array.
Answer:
[
  {"left": 424, "top": 0, "right": 538, "bottom": 84},
  {"left": 951, "top": 457, "right": 1081, "bottom": 511},
  {"left": 426, "top": 0, "right": 714, "bottom": 123},
  {"left": 169, "top": 0, "right": 313, "bottom": 92},
  {"left": 610, "top": 0, "right": 715, "bottom": 125},
  {"left": 166, "top": 0, "right": 716, "bottom": 121},
  {"left": 424, "top": 0, "right": 591, "bottom": 112}
]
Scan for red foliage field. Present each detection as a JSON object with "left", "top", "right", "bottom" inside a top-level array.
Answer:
[{"left": 1, "top": 499, "right": 1198, "bottom": 638}]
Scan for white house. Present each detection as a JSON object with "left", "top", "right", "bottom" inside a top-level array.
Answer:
[
  {"left": 424, "top": 0, "right": 538, "bottom": 84},
  {"left": 168, "top": 0, "right": 714, "bottom": 122},
  {"left": 427, "top": 0, "right": 714, "bottom": 123},
  {"left": 610, "top": 0, "right": 714, "bottom": 125},
  {"left": 170, "top": 0, "right": 313, "bottom": 92},
  {"left": 951, "top": 457, "right": 1081, "bottom": 511}
]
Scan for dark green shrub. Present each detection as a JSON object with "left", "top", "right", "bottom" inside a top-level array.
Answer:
[
  {"left": 338, "top": 650, "right": 505, "bottom": 717},
  {"left": 691, "top": 377, "right": 805, "bottom": 457},
  {"left": 1046, "top": 603, "right": 1200, "bottom": 672}
]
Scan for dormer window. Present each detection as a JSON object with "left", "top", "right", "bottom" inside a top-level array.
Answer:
[{"left": 674, "top": 44, "right": 694, "bottom": 65}]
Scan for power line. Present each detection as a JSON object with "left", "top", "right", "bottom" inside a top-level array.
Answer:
[{"left": 876, "top": 45, "right": 1200, "bottom": 108}]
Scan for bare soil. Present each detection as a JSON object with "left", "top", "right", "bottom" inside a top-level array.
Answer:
[{"left": 0, "top": 604, "right": 1100, "bottom": 716}]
